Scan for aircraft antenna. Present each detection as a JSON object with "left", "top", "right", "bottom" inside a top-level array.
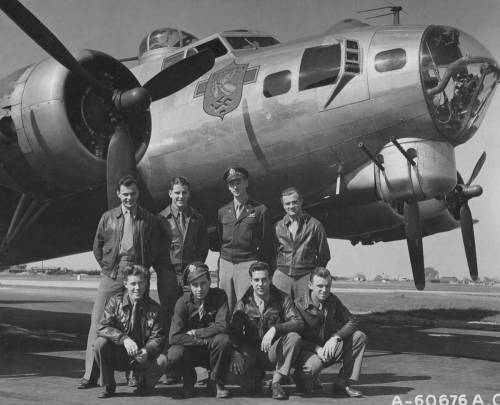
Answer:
[{"left": 357, "top": 5, "right": 405, "bottom": 25}]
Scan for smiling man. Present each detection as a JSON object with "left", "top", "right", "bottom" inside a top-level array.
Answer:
[
  {"left": 294, "top": 267, "right": 366, "bottom": 398},
  {"left": 217, "top": 166, "right": 273, "bottom": 312},
  {"left": 79, "top": 175, "right": 158, "bottom": 390},
  {"left": 156, "top": 177, "right": 209, "bottom": 320},
  {"left": 229, "top": 262, "right": 303, "bottom": 400},
  {"left": 273, "top": 187, "right": 330, "bottom": 299},
  {"left": 94, "top": 265, "right": 165, "bottom": 398}
]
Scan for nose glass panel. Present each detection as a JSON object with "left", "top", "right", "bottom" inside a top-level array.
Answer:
[{"left": 420, "top": 26, "right": 499, "bottom": 144}]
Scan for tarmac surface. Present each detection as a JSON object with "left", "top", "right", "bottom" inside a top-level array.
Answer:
[{"left": 0, "top": 278, "right": 499, "bottom": 405}]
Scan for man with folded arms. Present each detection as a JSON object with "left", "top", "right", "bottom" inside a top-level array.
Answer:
[
  {"left": 230, "top": 262, "right": 303, "bottom": 400},
  {"left": 94, "top": 265, "right": 165, "bottom": 398},
  {"left": 294, "top": 267, "right": 367, "bottom": 398}
]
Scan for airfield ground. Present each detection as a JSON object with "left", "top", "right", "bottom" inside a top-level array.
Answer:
[{"left": 0, "top": 275, "right": 499, "bottom": 405}]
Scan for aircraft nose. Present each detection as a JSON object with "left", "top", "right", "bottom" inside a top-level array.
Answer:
[{"left": 420, "top": 25, "right": 500, "bottom": 145}]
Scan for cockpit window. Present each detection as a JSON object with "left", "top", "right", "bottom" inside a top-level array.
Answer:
[
  {"left": 299, "top": 44, "right": 341, "bottom": 91},
  {"left": 139, "top": 28, "right": 199, "bottom": 56},
  {"left": 225, "top": 36, "right": 280, "bottom": 50},
  {"left": 191, "top": 38, "right": 228, "bottom": 58}
]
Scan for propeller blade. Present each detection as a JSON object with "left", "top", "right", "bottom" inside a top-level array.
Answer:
[
  {"left": 459, "top": 203, "right": 478, "bottom": 280},
  {"left": 406, "top": 237, "right": 425, "bottom": 290},
  {"left": 0, "top": 0, "right": 108, "bottom": 94},
  {"left": 404, "top": 201, "right": 421, "bottom": 241},
  {"left": 404, "top": 201, "right": 425, "bottom": 289},
  {"left": 106, "top": 124, "right": 136, "bottom": 208},
  {"left": 466, "top": 151, "right": 486, "bottom": 187},
  {"left": 143, "top": 49, "right": 215, "bottom": 102}
]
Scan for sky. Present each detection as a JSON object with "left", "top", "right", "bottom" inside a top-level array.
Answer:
[{"left": 1, "top": 0, "right": 500, "bottom": 280}]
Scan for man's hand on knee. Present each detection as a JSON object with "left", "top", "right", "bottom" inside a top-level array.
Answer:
[
  {"left": 261, "top": 327, "right": 276, "bottom": 352},
  {"left": 230, "top": 351, "right": 246, "bottom": 375},
  {"left": 323, "top": 336, "right": 341, "bottom": 361},
  {"left": 134, "top": 348, "right": 148, "bottom": 364},
  {"left": 124, "top": 337, "right": 139, "bottom": 357}
]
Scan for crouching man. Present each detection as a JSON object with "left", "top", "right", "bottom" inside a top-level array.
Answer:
[
  {"left": 94, "top": 265, "right": 165, "bottom": 399},
  {"left": 229, "top": 262, "right": 303, "bottom": 400},
  {"left": 160, "top": 262, "right": 232, "bottom": 398},
  {"left": 294, "top": 267, "right": 366, "bottom": 398}
]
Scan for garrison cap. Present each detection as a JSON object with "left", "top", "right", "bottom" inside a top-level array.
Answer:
[
  {"left": 223, "top": 166, "right": 249, "bottom": 183},
  {"left": 183, "top": 261, "right": 210, "bottom": 285}
]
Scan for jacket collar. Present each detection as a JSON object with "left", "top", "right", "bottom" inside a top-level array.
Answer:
[
  {"left": 242, "top": 284, "right": 282, "bottom": 309},
  {"left": 113, "top": 205, "right": 144, "bottom": 219},
  {"left": 283, "top": 211, "right": 309, "bottom": 227},
  {"left": 164, "top": 203, "right": 193, "bottom": 219},
  {"left": 297, "top": 290, "right": 334, "bottom": 311}
]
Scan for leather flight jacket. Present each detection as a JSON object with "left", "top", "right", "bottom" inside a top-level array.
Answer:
[
  {"left": 169, "top": 287, "right": 229, "bottom": 346},
  {"left": 230, "top": 284, "right": 304, "bottom": 347},
  {"left": 156, "top": 204, "right": 209, "bottom": 269},
  {"left": 274, "top": 212, "right": 330, "bottom": 277},
  {"left": 294, "top": 291, "right": 359, "bottom": 351},
  {"left": 93, "top": 206, "right": 158, "bottom": 279},
  {"left": 97, "top": 292, "right": 165, "bottom": 359}
]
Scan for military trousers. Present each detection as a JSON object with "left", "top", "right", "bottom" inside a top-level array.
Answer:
[
  {"left": 272, "top": 270, "right": 311, "bottom": 300},
  {"left": 236, "top": 332, "right": 302, "bottom": 379},
  {"left": 155, "top": 265, "right": 182, "bottom": 335},
  {"left": 295, "top": 330, "right": 367, "bottom": 388},
  {"left": 163, "top": 333, "right": 233, "bottom": 383},
  {"left": 218, "top": 258, "right": 256, "bottom": 313},
  {"left": 94, "top": 337, "right": 163, "bottom": 390}
]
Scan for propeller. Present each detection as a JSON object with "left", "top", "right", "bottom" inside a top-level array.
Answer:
[
  {"left": 1, "top": 0, "right": 215, "bottom": 208},
  {"left": 404, "top": 201, "right": 425, "bottom": 290},
  {"left": 445, "top": 152, "right": 486, "bottom": 281}
]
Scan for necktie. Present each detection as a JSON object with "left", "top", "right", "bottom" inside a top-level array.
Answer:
[
  {"left": 236, "top": 204, "right": 243, "bottom": 219},
  {"left": 179, "top": 212, "right": 186, "bottom": 235},
  {"left": 289, "top": 220, "right": 298, "bottom": 240},
  {"left": 129, "top": 302, "right": 142, "bottom": 346},
  {"left": 198, "top": 302, "right": 205, "bottom": 320},
  {"left": 121, "top": 210, "right": 134, "bottom": 253}
]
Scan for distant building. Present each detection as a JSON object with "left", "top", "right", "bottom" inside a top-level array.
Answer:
[
  {"left": 440, "top": 276, "right": 459, "bottom": 284},
  {"left": 374, "top": 273, "right": 391, "bottom": 282}
]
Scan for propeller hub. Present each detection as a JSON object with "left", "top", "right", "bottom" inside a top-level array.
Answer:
[
  {"left": 113, "top": 87, "right": 151, "bottom": 114},
  {"left": 462, "top": 184, "right": 483, "bottom": 199}
]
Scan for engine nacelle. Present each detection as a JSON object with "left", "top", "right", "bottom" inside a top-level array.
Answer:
[
  {"left": 345, "top": 139, "right": 457, "bottom": 203},
  {"left": 1, "top": 50, "right": 150, "bottom": 195}
]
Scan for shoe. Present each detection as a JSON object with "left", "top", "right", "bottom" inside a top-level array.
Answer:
[
  {"left": 313, "top": 377, "right": 323, "bottom": 391},
  {"left": 164, "top": 376, "right": 182, "bottom": 385},
  {"left": 134, "top": 386, "right": 152, "bottom": 396},
  {"left": 97, "top": 384, "right": 115, "bottom": 399},
  {"left": 332, "top": 383, "right": 363, "bottom": 398},
  {"left": 271, "top": 382, "right": 288, "bottom": 400},
  {"left": 207, "top": 380, "right": 230, "bottom": 398},
  {"left": 77, "top": 378, "right": 98, "bottom": 389},
  {"left": 127, "top": 375, "right": 138, "bottom": 387}
]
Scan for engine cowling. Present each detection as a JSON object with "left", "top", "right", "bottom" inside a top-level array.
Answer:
[{"left": 0, "top": 50, "right": 150, "bottom": 196}]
